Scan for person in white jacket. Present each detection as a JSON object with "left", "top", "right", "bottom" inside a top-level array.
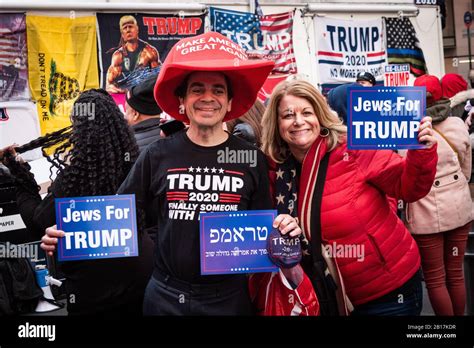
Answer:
[{"left": 404, "top": 74, "right": 473, "bottom": 315}]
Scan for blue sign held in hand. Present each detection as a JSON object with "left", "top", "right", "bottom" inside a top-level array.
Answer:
[
  {"left": 200, "top": 210, "right": 279, "bottom": 275},
  {"left": 347, "top": 86, "right": 426, "bottom": 150},
  {"left": 55, "top": 195, "right": 138, "bottom": 262}
]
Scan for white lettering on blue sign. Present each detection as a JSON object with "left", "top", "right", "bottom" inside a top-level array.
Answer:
[
  {"left": 62, "top": 205, "right": 130, "bottom": 223},
  {"left": 63, "top": 229, "right": 132, "bottom": 249},
  {"left": 353, "top": 97, "right": 420, "bottom": 115},
  {"left": 105, "top": 205, "right": 130, "bottom": 220},
  {"left": 352, "top": 121, "right": 420, "bottom": 139},
  {"left": 209, "top": 226, "right": 268, "bottom": 243},
  {"left": 384, "top": 64, "right": 409, "bottom": 73},
  {"left": 62, "top": 208, "right": 101, "bottom": 223}
]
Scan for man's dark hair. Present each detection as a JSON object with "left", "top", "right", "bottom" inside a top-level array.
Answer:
[{"left": 174, "top": 73, "right": 234, "bottom": 100}]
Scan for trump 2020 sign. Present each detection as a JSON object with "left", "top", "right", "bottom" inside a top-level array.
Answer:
[
  {"left": 347, "top": 86, "right": 426, "bottom": 150},
  {"left": 200, "top": 210, "right": 279, "bottom": 275},
  {"left": 55, "top": 195, "right": 138, "bottom": 261}
]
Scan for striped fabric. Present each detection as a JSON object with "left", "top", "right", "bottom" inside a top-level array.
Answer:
[
  {"left": 0, "top": 13, "right": 29, "bottom": 101},
  {"left": 385, "top": 17, "right": 427, "bottom": 77},
  {"left": 210, "top": 7, "right": 296, "bottom": 74}
]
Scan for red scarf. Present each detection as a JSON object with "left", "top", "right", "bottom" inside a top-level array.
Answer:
[{"left": 298, "top": 136, "right": 328, "bottom": 241}]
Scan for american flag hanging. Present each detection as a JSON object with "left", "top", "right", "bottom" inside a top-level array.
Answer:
[
  {"left": 210, "top": 7, "right": 297, "bottom": 74},
  {"left": 0, "top": 13, "right": 29, "bottom": 101},
  {"left": 385, "top": 17, "right": 427, "bottom": 77}
]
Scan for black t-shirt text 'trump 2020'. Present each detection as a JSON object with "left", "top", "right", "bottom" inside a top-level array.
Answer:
[{"left": 118, "top": 130, "right": 272, "bottom": 284}]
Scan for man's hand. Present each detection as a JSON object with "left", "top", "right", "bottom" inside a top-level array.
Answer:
[{"left": 41, "top": 225, "right": 65, "bottom": 256}]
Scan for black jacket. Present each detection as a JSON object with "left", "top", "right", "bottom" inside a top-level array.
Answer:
[{"left": 132, "top": 118, "right": 161, "bottom": 153}]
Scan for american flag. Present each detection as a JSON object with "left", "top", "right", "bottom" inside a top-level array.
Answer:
[
  {"left": 210, "top": 7, "right": 296, "bottom": 74},
  {"left": 0, "top": 13, "right": 28, "bottom": 101},
  {"left": 385, "top": 17, "right": 427, "bottom": 77}
]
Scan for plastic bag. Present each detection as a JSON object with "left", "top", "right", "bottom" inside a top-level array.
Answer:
[{"left": 249, "top": 265, "right": 319, "bottom": 316}]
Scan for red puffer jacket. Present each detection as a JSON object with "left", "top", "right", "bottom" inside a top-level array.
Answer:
[{"left": 269, "top": 142, "right": 438, "bottom": 306}]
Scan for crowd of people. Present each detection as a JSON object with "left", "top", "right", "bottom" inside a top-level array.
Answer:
[{"left": 0, "top": 31, "right": 472, "bottom": 317}]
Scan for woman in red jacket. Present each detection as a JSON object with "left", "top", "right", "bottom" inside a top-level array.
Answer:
[{"left": 260, "top": 79, "right": 438, "bottom": 315}]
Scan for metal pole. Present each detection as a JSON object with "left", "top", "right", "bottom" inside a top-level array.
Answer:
[
  {"left": 469, "top": 26, "right": 473, "bottom": 71},
  {"left": 305, "top": 3, "right": 419, "bottom": 16},
  {"left": 469, "top": 25, "right": 474, "bottom": 88},
  {"left": 0, "top": 1, "right": 207, "bottom": 11}
]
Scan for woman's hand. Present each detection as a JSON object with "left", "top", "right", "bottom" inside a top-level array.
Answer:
[
  {"left": 0, "top": 144, "right": 18, "bottom": 163},
  {"left": 465, "top": 112, "right": 472, "bottom": 129},
  {"left": 273, "top": 214, "right": 301, "bottom": 237},
  {"left": 40, "top": 225, "right": 65, "bottom": 256},
  {"left": 418, "top": 116, "right": 437, "bottom": 149}
]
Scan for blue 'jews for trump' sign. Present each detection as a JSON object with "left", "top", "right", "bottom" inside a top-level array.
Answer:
[
  {"left": 200, "top": 210, "right": 279, "bottom": 275},
  {"left": 347, "top": 86, "right": 426, "bottom": 150},
  {"left": 55, "top": 195, "right": 138, "bottom": 261}
]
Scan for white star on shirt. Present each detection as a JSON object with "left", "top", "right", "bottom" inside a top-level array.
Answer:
[
  {"left": 291, "top": 169, "right": 297, "bottom": 178},
  {"left": 276, "top": 193, "right": 285, "bottom": 205},
  {"left": 276, "top": 168, "right": 284, "bottom": 180},
  {"left": 188, "top": 166, "right": 194, "bottom": 172},
  {"left": 211, "top": 167, "right": 217, "bottom": 173},
  {"left": 219, "top": 168, "right": 225, "bottom": 174},
  {"left": 196, "top": 167, "right": 202, "bottom": 173},
  {"left": 203, "top": 167, "right": 209, "bottom": 173}
]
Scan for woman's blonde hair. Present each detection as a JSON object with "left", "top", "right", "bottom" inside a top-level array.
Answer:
[{"left": 261, "top": 79, "right": 347, "bottom": 163}]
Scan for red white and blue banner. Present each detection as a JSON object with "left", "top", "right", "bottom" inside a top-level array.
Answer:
[
  {"left": 315, "top": 17, "right": 386, "bottom": 87},
  {"left": 257, "top": 73, "right": 290, "bottom": 102},
  {"left": 210, "top": 7, "right": 296, "bottom": 74},
  {"left": 384, "top": 64, "right": 410, "bottom": 87},
  {"left": 0, "top": 13, "right": 29, "bottom": 102}
]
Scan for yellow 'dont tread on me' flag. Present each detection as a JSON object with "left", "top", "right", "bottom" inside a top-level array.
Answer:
[{"left": 27, "top": 15, "right": 99, "bottom": 137}]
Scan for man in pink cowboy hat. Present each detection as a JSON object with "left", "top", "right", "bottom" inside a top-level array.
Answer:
[{"left": 116, "top": 31, "right": 302, "bottom": 315}]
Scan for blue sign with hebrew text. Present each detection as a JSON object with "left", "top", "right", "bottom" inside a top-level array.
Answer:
[
  {"left": 200, "top": 210, "right": 279, "bottom": 275},
  {"left": 347, "top": 86, "right": 426, "bottom": 150},
  {"left": 55, "top": 195, "right": 138, "bottom": 262}
]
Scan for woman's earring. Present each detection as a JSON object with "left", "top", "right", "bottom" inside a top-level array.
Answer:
[
  {"left": 320, "top": 127, "right": 329, "bottom": 137},
  {"left": 179, "top": 104, "right": 185, "bottom": 115}
]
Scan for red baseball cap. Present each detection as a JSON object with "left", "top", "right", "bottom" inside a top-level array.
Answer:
[{"left": 154, "top": 31, "right": 275, "bottom": 122}]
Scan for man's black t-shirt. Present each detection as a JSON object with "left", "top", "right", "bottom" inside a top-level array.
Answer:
[{"left": 118, "top": 130, "right": 272, "bottom": 283}]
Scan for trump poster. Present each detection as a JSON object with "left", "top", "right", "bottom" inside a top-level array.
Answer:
[
  {"left": 97, "top": 13, "right": 205, "bottom": 94},
  {"left": 315, "top": 17, "right": 386, "bottom": 90}
]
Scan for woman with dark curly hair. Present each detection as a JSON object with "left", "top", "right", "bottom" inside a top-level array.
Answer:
[{"left": 0, "top": 89, "right": 153, "bottom": 317}]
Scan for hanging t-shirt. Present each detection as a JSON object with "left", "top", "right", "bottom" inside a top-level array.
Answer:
[{"left": 118, "top": 130, "right": 272, "bottom": 284}]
